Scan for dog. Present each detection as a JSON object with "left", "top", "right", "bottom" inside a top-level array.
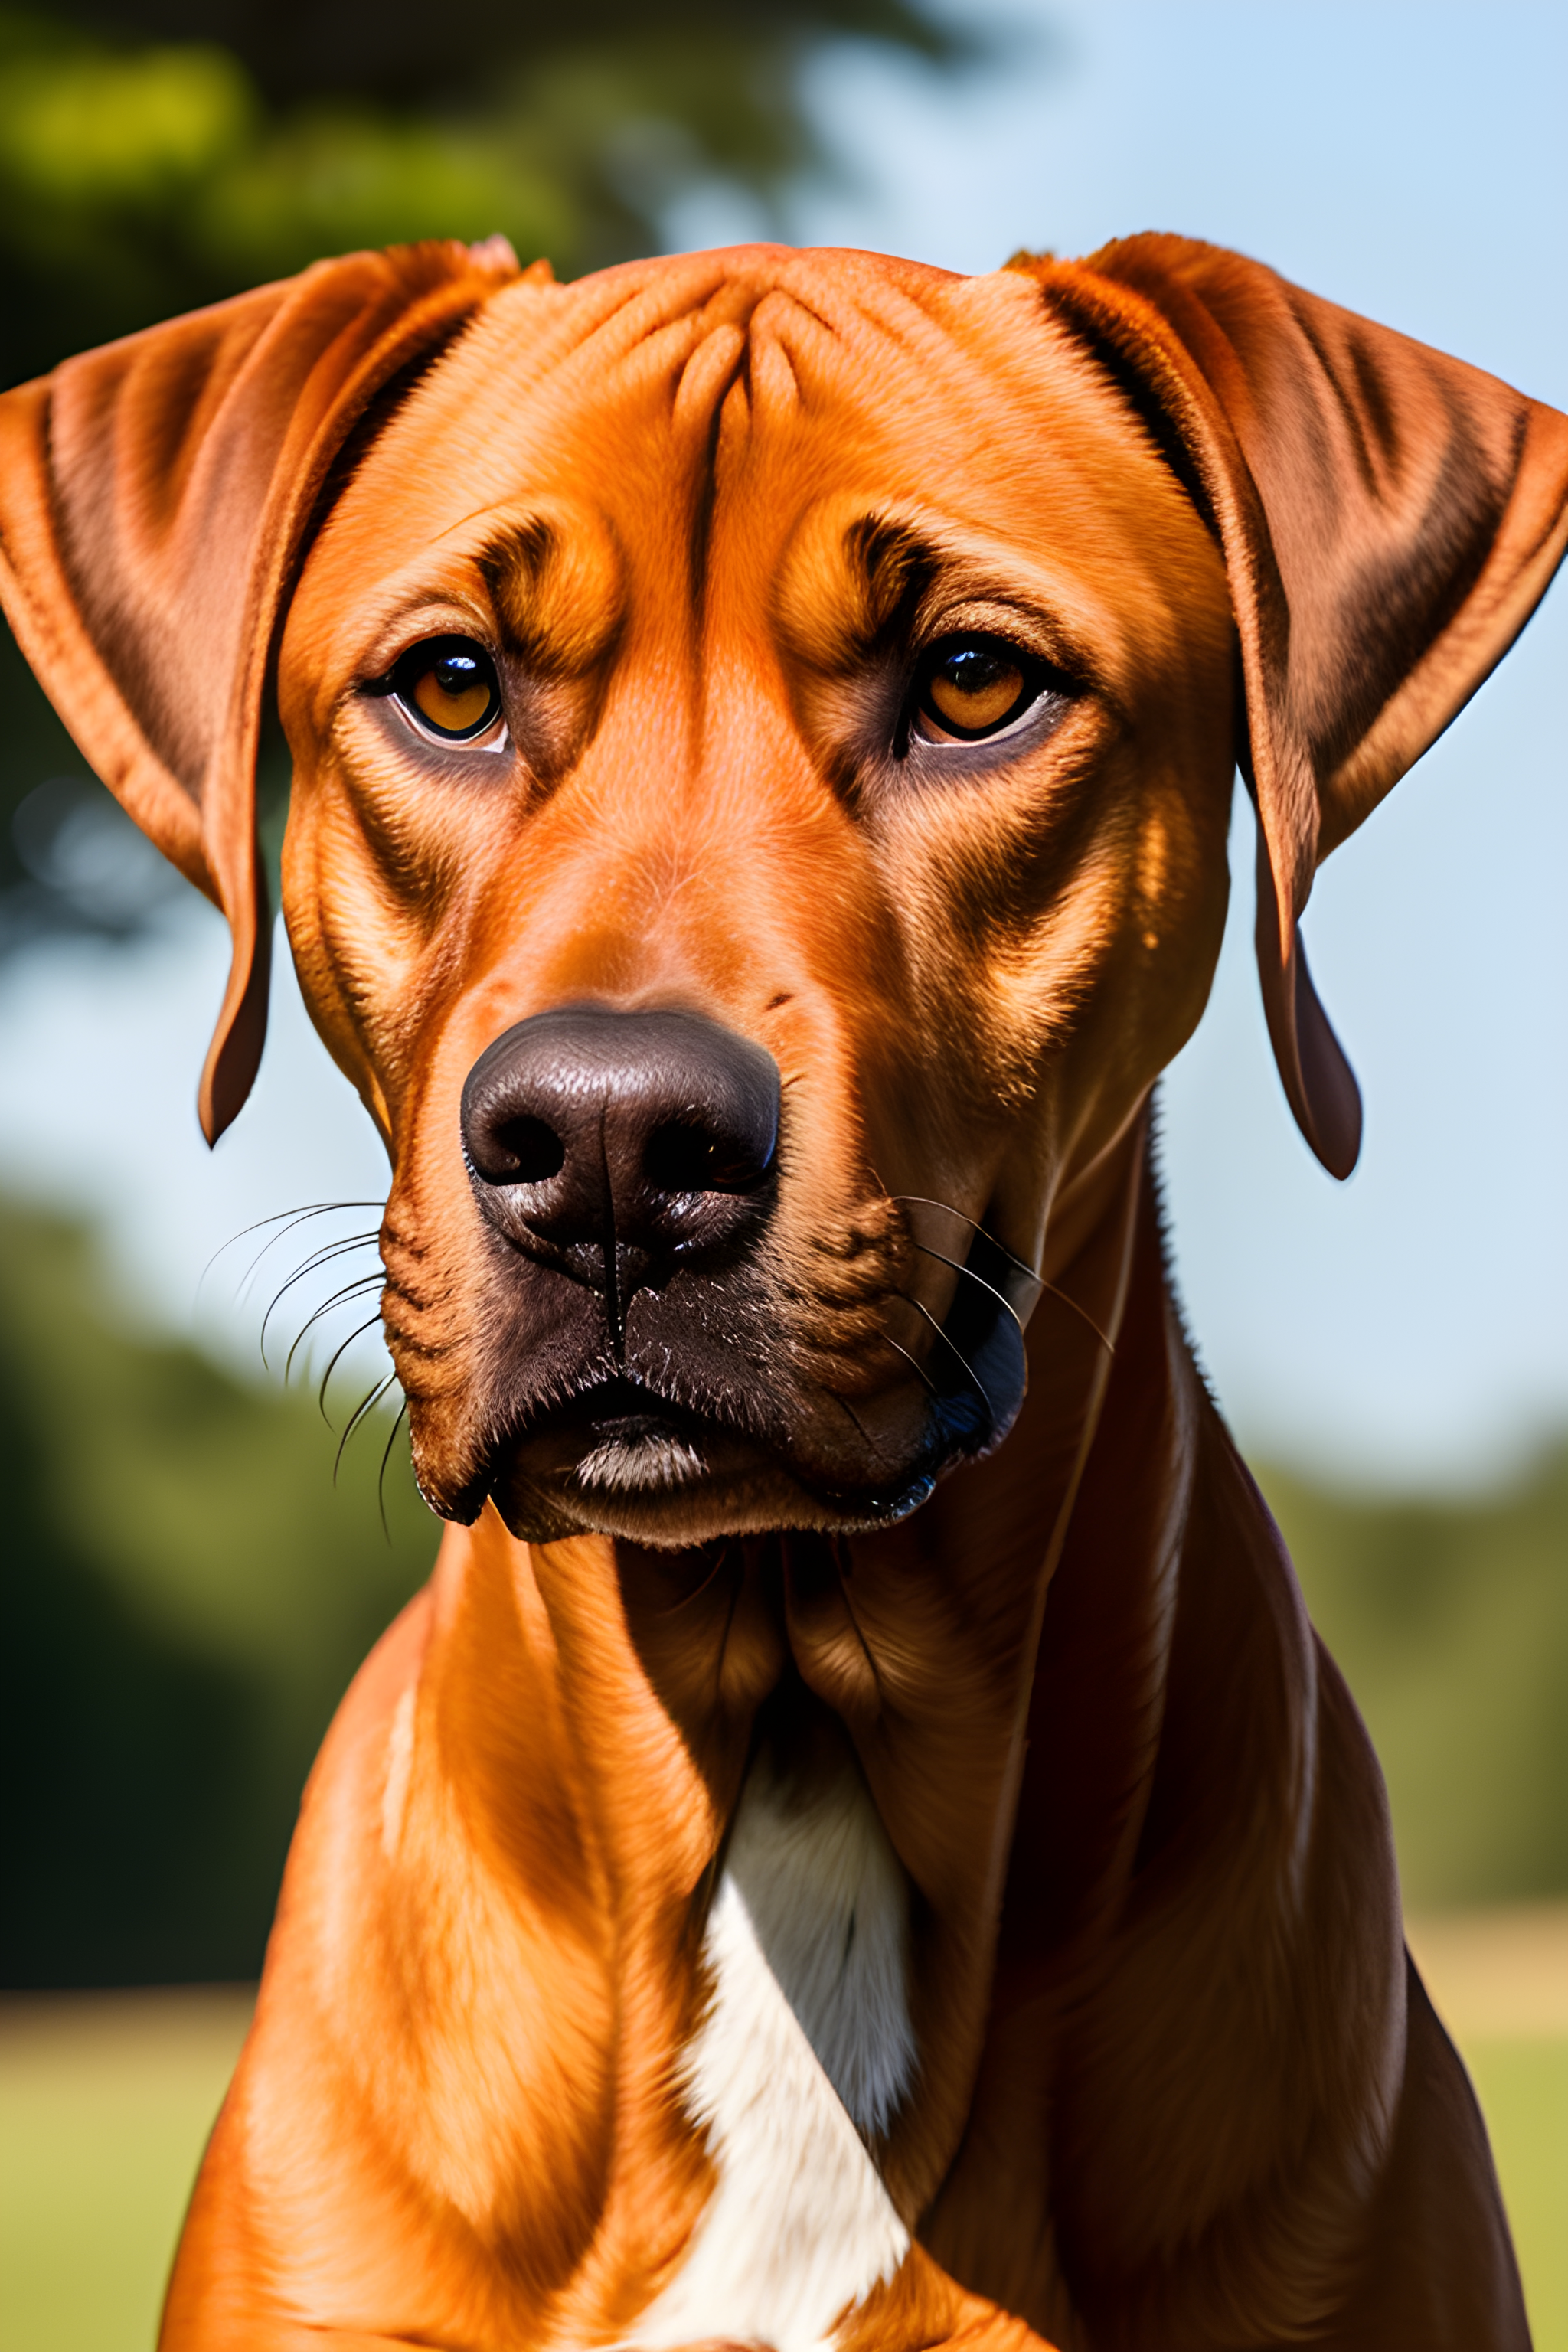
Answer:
[{"left": 2, "top": 233, "right": 1564, "bottom": 2352}]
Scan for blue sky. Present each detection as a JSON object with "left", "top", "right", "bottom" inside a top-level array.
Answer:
[{"left": 0, "top": 0, "right": 1563, "bottom": 1486}]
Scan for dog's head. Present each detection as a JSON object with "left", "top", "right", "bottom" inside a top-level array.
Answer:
[{"left": 3, "top": 237, "right": 1563, "bottom": 1542}]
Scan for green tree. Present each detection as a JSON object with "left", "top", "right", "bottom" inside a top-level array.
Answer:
[
  {"left": 0, "top": 0, "right": 965, "bottom": 393},
  {"left": 0, "top": 0, "right": 969, "bottom": 939}
]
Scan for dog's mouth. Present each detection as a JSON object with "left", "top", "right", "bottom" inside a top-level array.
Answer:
[
  {"left": 475, "top": 1375, "right": 772, "bottom": 1540},
  {"left": 475, "top": 1371, "right": 950, "bottom": 1546},
  {"left": 573, "top": 1416, "right": 708, "bottom": 1496},
  {"left": 420, "top": 1199, "right": 1048, "bottom": 1545},
  {"left": 514, "top": 1382, "right": 729, "bottom": 1496}
]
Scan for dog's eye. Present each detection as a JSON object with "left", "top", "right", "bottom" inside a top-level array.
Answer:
[
  {"left": 384, "top": 637, "right": 504, "bottom": 743},
  {"left": 912, "top": 637, "right": 1048, "bottom": 745}
]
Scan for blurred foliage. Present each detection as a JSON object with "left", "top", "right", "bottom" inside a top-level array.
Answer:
[
  {"left": 2, "top": 1178, "right": 1565, "bottom": 1988},
  {"left": 0, "top": 0, "right": 966, "bottom": 390},
  {"left": 1259, "top": 1459, "right": 1568, "bottom": 1911},
  {"left": 0, "top": 0, "right": 971, "bottom": 944},
  {"left": 0, "top": 1197, "right": 437, "bottom": 1987}
]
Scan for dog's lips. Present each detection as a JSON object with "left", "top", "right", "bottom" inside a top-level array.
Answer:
[
  {"left": 506, "top": 1384, "right": 735, "bottom": 1491},
  {"left": 481, "top": 1379, "right": 779, "bottom": 1534},
  {"left": 573, "top": 1419, "right": 708, "bottom": 1497},
  {"left": 473, "top": 1373, "right": 949, "bottom": 1543}
]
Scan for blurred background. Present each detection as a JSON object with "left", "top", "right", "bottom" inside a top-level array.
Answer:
[{"left": 0, "top": 2, "right": 1563, "bottom": 2345}]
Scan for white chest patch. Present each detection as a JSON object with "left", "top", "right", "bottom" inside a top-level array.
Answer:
[{"left": 628, "top": 1753, "right": 916, "bottom": 2352}]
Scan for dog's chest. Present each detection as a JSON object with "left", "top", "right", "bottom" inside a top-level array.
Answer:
[{"left": 628, "top": 1753, "right": 916, "bottom": 2352}]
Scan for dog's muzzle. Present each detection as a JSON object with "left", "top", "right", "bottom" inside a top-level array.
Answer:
[{"left": 451, "top": 1007, "right": 1037, "bottom": 1537}]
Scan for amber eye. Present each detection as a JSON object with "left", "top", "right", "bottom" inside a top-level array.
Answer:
[
  {"left": 914, "top": 639, "right": 1041, "bottom": 743},
  {"left": 387, "top": 636, "right": 503, "bottom": 742}
]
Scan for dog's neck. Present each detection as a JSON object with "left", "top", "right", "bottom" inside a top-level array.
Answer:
[
  {"left": 918, "top": 1132, "right": 1408, "bottom": 2341},
  {"left": 414, "top": 1112, "right": 1148, "bottom": 2203},
  {"left": 297, "top": 1102, "right": 1403, "bottom": 2343}
]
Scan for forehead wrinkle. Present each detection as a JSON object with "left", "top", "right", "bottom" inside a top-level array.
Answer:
[
  {"left": 335, "top": 252, "right": 971, "bottom": 569},
  {"left": 737, "top": 283, "right": 1161, "bottom": 550},
  {"left": 672, "top": 320, "right": 748, "bottom": 439},
  {"left": 474, "top": 244, "right": 779, "bottom": 378},
  {"left": 747, "top": 268, "right": 985, "bottom": 420},
  {"left": 770, "top": 242, "right": 962, "bottom": 314},
  {"left": 498, "top": 253, "right": 794, "bottom": 438},
  {"left": 344, "top": 264, "right": 769, "bottom": 536}
]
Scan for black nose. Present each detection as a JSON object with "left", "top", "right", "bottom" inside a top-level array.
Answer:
[{"left": 460, "top": 1006, "right": 780, "bottom": 1318}]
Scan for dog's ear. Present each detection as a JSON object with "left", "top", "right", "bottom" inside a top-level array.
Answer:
[
  {"left": 0, "top": 237, "right": 527, "bottom": 1142},
  {"left": 1020, "top": 234, "right": 1568, "bottom": 1176}
]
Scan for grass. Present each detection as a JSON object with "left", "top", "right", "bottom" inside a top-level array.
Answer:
[
  {"left": 2, "top": 1950, "right": 1563, "bottom": 2352},
  {"left": 1400, "top": 1901, "right": 1568, "bottom": 2348},
  {"left": 0, "top": 1990, "right": 250, "bottom": 2352},
  {"left": 1468, "top": 2037, "right": 1568, "bottom": 2350}
]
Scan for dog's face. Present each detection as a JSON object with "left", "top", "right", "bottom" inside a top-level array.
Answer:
[
  {"left": 6, "top": 236, "right": 1556, "bottom": 1545},
  {"left": 277, "top": 251, "right": 1235, "bottom": 1540}
]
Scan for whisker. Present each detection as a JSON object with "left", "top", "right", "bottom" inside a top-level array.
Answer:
[
  {"left": 902, "top": 1294, "right": 998, "bottom": 1423},
  {"left": 905, "top": 1236, "right": 1024, "bottom": 1331},
  {"left": 334, "top": 1371, "right": 399, "bottom": 1485},
  {"left": 890, "top": 1193, "right": 1037, "bottom": 1280},
  {"left": 219, "top": 1199, "right": 384, "bottom": 1246},
  {"left": 1035, "top": 1279, "right": 1112, "bottom": 1353},
  {"left": 285, "top": 1277, "right": 384, "bottom": 1384},
  {"left": 828, "top": 1389, "right": 874, "bottom": 1446},
  {"left": 259, "top": 1236, "right": 384, "bottom": 1366},
  {"left": 655, "top": 1540, "right": 735, "bottom": 1617},
  {"left": 206, "top": 1201, "right": 382, "bottom": 1297},
  {"left": 243, "top": 1230, "right": 380, "bottom": 1315},
  {"left": 307, "top": 1305, "right": 388, "bottom": 1415},
  {"left": 818, "top": 1384, "right": 910, "bottom": 1486},
  {"left": 377, "top": 1396, "right": 410, "bottom": 1540},
  {"left": 877, "top": 1321, "right": 942, "bottom": 1399},
  {"left": 268, "top": 1231, "right": 383, "bottom": 1293},
  {"left": 891, "top": 1194, "right": 1112, "bottom": 1354}
]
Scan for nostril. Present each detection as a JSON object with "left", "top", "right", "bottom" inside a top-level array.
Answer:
[
  {"left": 645, "top": 1118, "right": 773, "bottom": 1195},
  {"left": 474, "top": 1112, "right": 566, "bottom": 1186}
]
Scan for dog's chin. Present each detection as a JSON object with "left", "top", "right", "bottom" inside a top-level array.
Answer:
[{"left": 485, "top": 1398, "right": 942, "bottom": 1548}]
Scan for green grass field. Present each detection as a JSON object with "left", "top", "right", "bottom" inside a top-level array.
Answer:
[
  {"left": 1468, "top": 2037, "right": 1568, "bottom": 2350},
  {"left": 0, "top": 1990, "right": 250, "bottom": 2352},
  {"left": 2, "top": 1965, "right": 1563, "bottom": 2351}
]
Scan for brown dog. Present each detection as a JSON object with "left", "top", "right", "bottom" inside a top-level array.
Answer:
[{"left": 2, "top": 234, "right": 1565, "bottom": 2352}]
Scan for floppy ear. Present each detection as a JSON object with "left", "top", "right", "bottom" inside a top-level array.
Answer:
[
  {"left": 0, "top": 236, "right": 525, "bottom": 1142},
  {"left": 1018, "top": 233, "right": 1568, "bottom": 1176}
]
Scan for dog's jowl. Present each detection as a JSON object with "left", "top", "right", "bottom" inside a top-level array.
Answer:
[{"left": 2, "top": 236, "right": 1564, "bottom": 2350}]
